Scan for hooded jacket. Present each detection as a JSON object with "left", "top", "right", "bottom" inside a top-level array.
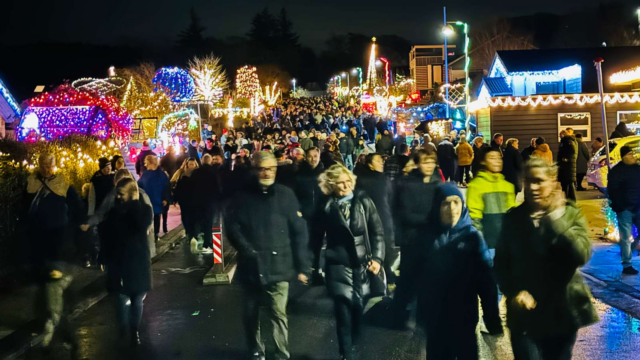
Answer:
[
  {"left": 531, "top": 143, "right": 553, "bottom": 164},
  {"left": 466, "top": 171, "right": 516, "bottom": 249},
  {"left": 495, "top": 202, "right": 598, "bottom": 337},
  {"left": 558, "top": 135, "right": 578, "bottom": 183},
  {"left": 137, "top": 168, "right": 171, "bottom": 214},
  {"left": 456, "top": 141, "right": 474, "bottom": 166},
  {"left": 421, "top": 183, "right": 500, "bottom": 331}
]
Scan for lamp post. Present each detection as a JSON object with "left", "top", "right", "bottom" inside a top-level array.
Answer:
[
  {"left": 292, "top": 78, "right": 296, "bottom": 93},
  {"left": 352, "top": 67, "right": 363, "bottom": 87},
  {"left": 453, "top": 21, "right": 470, "bottom": 129},
  {"left": 442, "top": 7, "right": 452, "bottom": 119},
  {"left": 341, "top": 72, "right": 350, "bottom": 91}
]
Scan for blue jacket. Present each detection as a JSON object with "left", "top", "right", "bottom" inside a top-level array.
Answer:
[{"left": 137, "top": 169, "right": 171, "bottom": 214}]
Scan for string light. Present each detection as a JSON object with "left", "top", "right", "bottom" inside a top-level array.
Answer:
[
  {"left": 379, "top": 57, "right": 390, "bottom": 87},
  {"left": 189, "top": 54, "right": 228, "bottom": 104},
  {"left": 72, "top": 77, "right": 126, "bottom": 95},
  {"left": 366, "top": 37, "right": 378, "bottom": 89},
  {"left": 18, "top": 85, "right": 132, "bottom": 141},
  {"left": 610, "top": 66, "right": 640, "bottom": 85},
  {"left": 157, "top": 109, "right": 200, "bottom": 147},
  {"left": 0, "top": 78, "right": 22, "bottom": 119},
  {"left": 227, "top": 97, "right": 234, "bottom": 128},
  {"left": 261, "top": 82, "right": 281, "bottom": 106},
  {"left": 152, "top": 67, "right": 195, "bottom": 103},
  {"left": 469, "top": 92, "right": 640, "bottom": 112},
  {"left": 236, "top": 66, "right": 260, "bottom": 99}
]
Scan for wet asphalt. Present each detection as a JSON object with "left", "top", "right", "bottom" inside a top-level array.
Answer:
[{"left": 20, "top": 240, "right": 640, "bottom": 360}]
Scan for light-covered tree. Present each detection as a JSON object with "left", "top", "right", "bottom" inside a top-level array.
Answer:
[{"left": 188, "top": 53, "right": 229, "bottom": 105}]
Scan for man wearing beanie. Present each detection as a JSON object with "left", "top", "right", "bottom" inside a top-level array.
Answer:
[
  {"left": 608, "top": 145, "right": 640, "bottom": 274},
  {"left": 88, "top": 158, "right": 115, "bottom": 215},
  {"left": 299, "top": 130, "right": 313, "bottom": 152}
]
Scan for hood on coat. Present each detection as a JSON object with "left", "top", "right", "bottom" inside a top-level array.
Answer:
[
  {"left": 535, "top": 143, "right": 550, "bottom": 153},
  {"left": 429, "top": 183, "right": 477, "bottom": 245},
  {"left": 476, "top": 170, "right": 506, "bottom": 183}
]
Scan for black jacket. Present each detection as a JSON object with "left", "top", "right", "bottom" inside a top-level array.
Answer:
[
  {"left": 472, "top": 143, "right": 489, "bottom": 173},
  {"left": 135, "top": 149, "right": 157, "bottom": 176},
  {"left": 384, "top": 154, "right": 410, "bottom": 182},
  {"left": 226, "top": 183, "right": 310, "bottom": 286},
  {"left": 576, "top": 139, "right": 591, "bottom": 174},
  {"left": 376, "top": 134, "right": 394, "bottom": 156},
  {"left": 190, "top": 164, "right": 221, "bottom": 210},
  {"left": 101, "top": 200, "right": 153, "bottom": 295},
  {"left": 90, "top": 171, "right": 115, "bottom": 210},
  {"left": 437, "top": 140, "right": 456, "bottom": 168},
  {"left": 188, "top": 145, "right": 201, "bottom": 166},
  {"left": 160, "top": 154, "right": 178, "bottom": 180},
  {"left": 521, "top": 145, "right": 535, "bottom": 162},
  {"left": 558, "top": 135, "right": 578, "bottom": 183},
  {"left": 608, "top": 162, "right": 640, "bottom": 213},
  {"left": 490, "top": 140, "right": 504, "bottom": 157},
  {"left": 355, "top": 168, "right": 394, "bottom": 246},
  {"left": 339, "top": 136, "right": 355, "bottom": 155},
  {"left": 294, "top": 161, "right": 326, "bottom": 220},
  {"left": 393, "top": 169, "right": 442, "bottom": 247},
  {"left": 502, "top": 145, "right": 524, "bottom": 193}
]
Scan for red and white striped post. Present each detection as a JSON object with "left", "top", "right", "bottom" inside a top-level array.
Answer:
[{"left": 212, "top": 226, "right": 224, "bottom": 267}]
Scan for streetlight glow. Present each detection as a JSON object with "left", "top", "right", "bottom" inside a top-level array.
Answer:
[{"left": 442, "top": 25, "right": 454, "bottom": 36}]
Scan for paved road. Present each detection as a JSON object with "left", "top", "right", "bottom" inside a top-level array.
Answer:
[{"left": 21, "top": 239, "right": 640, "bottom": 360}]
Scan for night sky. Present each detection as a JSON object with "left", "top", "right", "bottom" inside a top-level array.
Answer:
[{"left": 3, "top": 0, "right": 637, "bottom": 49}]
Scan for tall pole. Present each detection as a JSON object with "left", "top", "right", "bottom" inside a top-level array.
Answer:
[
  {"left": 463, "top": 22, "right": 470, "bottom": 130},
  {"left": 443, "top": 7, "right": 450, "bottom": 119},
  {"left": 595, "top": 58, "right": 611, "bottom": 168}
]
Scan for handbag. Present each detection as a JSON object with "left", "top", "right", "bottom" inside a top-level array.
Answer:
[{"left": 360, "top": 204, "right": 388, "bottom": 298}]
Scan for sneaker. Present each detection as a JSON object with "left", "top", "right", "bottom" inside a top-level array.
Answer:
[
  {"left": 201, "top": 247, "right": 214, "bottom": 254},
  {"left": 190, "top": 238, "right": 198, "bottom": 254},
  {"left": 623, "top": 266, "right": 639, "bottom": 275},
  {"left": 251, "top": 353, "right": 266, "bottom": 360}
]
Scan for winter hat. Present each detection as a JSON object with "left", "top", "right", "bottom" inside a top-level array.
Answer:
[
  {"left": 98, "top": 157, "right": 110, "bottom": 170},
  {"left": 620, "top": 145, "right": 633, "bottom": 158},
  {"left": 302, "top": 130, "right": 309, "bottom": 137},
  {"left": 535, "top": 137, "right": 546, "bottom": 146},
  {"left": 290, "top": 136, "right": 299, "bottom": 143}
]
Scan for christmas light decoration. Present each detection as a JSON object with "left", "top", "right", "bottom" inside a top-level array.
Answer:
[
  {"left": 157, "top": 109, "right": 200, "bottom": 145},
  {"left": 17, "top": 85, "right": 132, "bottom": 141},
  {"left": 72, "top": 77, "right": 126, "bottom": 96},
  {"left": 353, "top": 67, "right": 363, "bottom": 87},
  {"left": 0, "top": 78, "right": 22, "bottom": 119},
  {"left": 610, "top": 66, "right": 640, "bottom": 85},
  {"left": 152, "top": 67, "right": 195, "bottom": 103},
  {"left": 469, "top": 92, "right": 640, "bottom": 112},
  {"left": 366, "top": 37, "right": 378, "bottom": 89},
  {"left": 189, "top": 54, "right": 229, "bottom": 104},
  {"left": 261, "top": 82, "right": 281, "bottom": 106},
  {"left": 227, "top": 97, "right": 235, "bottom": 128},
  {"left": 439, "top": 83, "right": 466, "bottom": 106},
  {"left": 236, "top": 66, "right": 260, "bottom": 99},
  {"left": 379, "top": 57, "right": 390, "bottom": 87}
]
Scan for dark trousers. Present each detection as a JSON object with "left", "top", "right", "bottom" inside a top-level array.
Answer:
[
  {"left": 426, "top": 325, "right": 478, "bottom": 360},
  {"left": 243, "top": 282, "right": 290, "bottom": 359},
  {"left": 195, "top": 207, "right": 215, "bottom": 249},
  {"left": 334, "top": 298, "right": 363, "bottom": 360},
  {"left": 457, "top": 165, "right": 471, "bottom": 183},
  {"left": 560, "top": 180, "right": 577, "bottom": 201},
  {"left": 153, "top": 214, "right": 161, "bottom": 238},
  {"left": 576, "top": 173, "right": 586, "bottom": 190},
  {"left": 308, "top": 219, "right": 325, "bottom": 273},
  {"left": 117, "top": 293, "right": 146, "bottom": 329},
  {"left": 511, "top": 331, "right": 577, "bottom": 360},
  {"left": 440, "top": 163, "right": 455, "bottom": 182},
  {"left": 394, "top": 244, "right": 423, "bottom": 309},
  {"left": 161, "top": 204, "right": 169, "bottom": 232},
  {"left": 181, "top": 205, "right": 196, "bottom": 240}
]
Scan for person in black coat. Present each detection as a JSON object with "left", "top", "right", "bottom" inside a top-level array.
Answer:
[
  {"left": 575, "top": 134, "right": 591, "bottom": 191},
  {"left": 317, "top": 164, "right": 385, "bottom": 360},
  {"left": 557, "top": 129, "right": 578, "bottom": 201},
  {"left": 437, "top": 136, "right": 456, "bottom": 181},
  {"left": 472, "top": 136, "right": 490, "bottom": 177},
  {"left": 171, "top": 158, "right": 199, "bottom": 248},
  {"left": 100, "top": 178, "right": 153, "bottom": 346},
  {"left": 376, "top": 130, "right": 395, "bottom": 156},
  {"left": 502, "top": 138, "right": 524, "bottom": 193},
  {"left": 421, "top": 183, "right": 501, "bottom": 360},
  {"left": 355, "top": 154, "right": 398, "bottom": 285},
  {"left": 521, "top": 138, "right": 537, "bottom": 162},
  {"left": 190, "top": 154, "right": 222, "bottom": 253},
  {"left": 294, "top": 147, "right": 327, "bottom": 284},
  {"left": 392, "top": 150, "right": 442, "bottom": 326},
  {"left": 187, "top": 140, "right": 201, "bottom": 166},
  {"left": 225, "top": 152, "right": 310, "bottom": 360},
  {"left": 135, "top": 140, "right": 157, "bottom": 177}
]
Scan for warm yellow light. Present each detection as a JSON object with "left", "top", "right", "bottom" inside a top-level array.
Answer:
[
  {"left": 468, "top": 92, "right": 640, "bottom": 112},
  {"left": 610, "top": 66, "right": 640, "bottom": 85}
]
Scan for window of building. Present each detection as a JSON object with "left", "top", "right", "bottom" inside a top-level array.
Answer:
[
  {"left": 558, "top": 113, "right": 591, "bottom": 141},
  {"left": 617, "top": 111, "right": 640, "bottom": 135}
]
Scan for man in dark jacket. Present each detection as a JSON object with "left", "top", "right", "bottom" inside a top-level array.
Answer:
[
  {"left": 437, "top": 136, "right": 456, "bottom": 181},
  {"left": 190, "top": 154, "right": 222, "bottom": 253},
  {"left": 226, "top": 151, "right": 310, "bottom": 360},
  {"left": 89, "top": 158, "right": 115, "bottom": 214},
  {"left": 608, "top": 145, "right": 640, "bottom": 274},
  {"left": 557, "top": 128, "right": 578, "bottom": 201},
  {"left": 135, "top": 140, "right": 157, "bottom": 177},
  {"left": 575, "top": 134, "right": 591, "bottom": 191},
  {"left": 356, "top": 154, "right": 398, "bottom": 285},
  {"left": 376, "top": 129, "right": 394, "bottom": 156},
  {"left": 502, "top": 138, "right": 524, "bottom": 193},
  {"left": 188, "top": 139, "right": 201, "bottom": 166},
  {"left": 495, "top": 157, "right": 598, "bottom": 359},
  {"left": 384, "top": 143, "right": 411, "bottom": 182},
  {"left": 521, "top": 138, "right": 537, "bottom": 162},
  {"left": 491, "top": 133, "right": 504, "bottom": 157},
  {"left": 611, "top": 121, "right": 634, "bottom": 139},
  {"left": 137, "top": 155, "right": 171, "bottom": 241},
  {"left": 294, "top": 147, "right": 326, "bottom": 285},
  {"left": 22, "top": 153, "right": 84, "bottom": 352},
  {"left": 338, "top": 132, "right": 354, "bottom": 170}
]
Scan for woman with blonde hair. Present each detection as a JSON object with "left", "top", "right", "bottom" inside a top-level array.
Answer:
[
  {"left": 171, "top": 158, "right": 199, "bottom": 247},
  {"left": 317, "top": 164, "right": 385, "bottom": 360}
]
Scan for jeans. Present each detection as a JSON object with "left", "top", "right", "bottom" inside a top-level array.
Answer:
[
  {"left": 617, "top": 210, "right": 640, "bottom": 266},
  {"left": 243, "top": 282, "right": 290, "bottom": 359},
  {"left": 487, "top": 249, "right": 503, "bottom": 303},
  {"left": 334, "top": 298, "right": 363, "bottom": 360},
  {"left": 343, "top": 154, "right": 354, "bottom": 171},
  {"left": 117, "top": 293, "right": 146, "bottom": 329},
  {"left": 457, "top": 165, "right": 471, "bottom": 183},
  {"left": 511, "top": 331, "right": 577, "bottom": 360}
]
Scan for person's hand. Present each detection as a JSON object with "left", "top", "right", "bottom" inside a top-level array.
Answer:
[
  {"left": 298, "top": 273, "right": 308, "bottom": 285},
  {"left": 548, "top": 182, "right": 566, "bottom": 213},
  {"left": 514, "top": 290, "right": 537, "bottom": 310},
  {"left": 80, "top": 224, "right": 90, "bottom": 232},
  {"left": 162, "top": 200, "right": 167, "bottom": 206},
  {"left": 367, "top": 260, "right": 381, "bottom": 275}
]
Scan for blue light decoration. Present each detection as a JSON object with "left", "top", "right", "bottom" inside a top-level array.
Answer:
[
  {"left": 152, "top": 67, "right": 195, "bottom": 103},
  {"left": 0, "top": 78, "right": 22, "bottom": 122}
]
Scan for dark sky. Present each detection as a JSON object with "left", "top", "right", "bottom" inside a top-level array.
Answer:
[{"left": 3, "top": 0, "right": 637, "bottom": 50}]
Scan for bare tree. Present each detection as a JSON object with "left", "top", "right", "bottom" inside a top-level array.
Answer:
[{"left": 188, "top": 53, "right": 229, "bottom": 105}]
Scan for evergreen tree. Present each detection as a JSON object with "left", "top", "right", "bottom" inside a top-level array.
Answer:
[
  {"left": 277, "top": 8, "right": 299, "bottom": 48},
  {"left": 177, "top": 7, "right": 206, "bottom": 48},
  {"left": 247, "top": 8, "right": 277, "bottom": 44}
]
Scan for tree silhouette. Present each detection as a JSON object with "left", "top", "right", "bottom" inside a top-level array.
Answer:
[
  {"left": 247, "top": 8, "right": 277, "bottom": 45},
  {"left": 277, "top": 8, "right": 299, "bottom": 48},
  {"left": 177, "top": 7, "right": 206, "bottom": 48}
]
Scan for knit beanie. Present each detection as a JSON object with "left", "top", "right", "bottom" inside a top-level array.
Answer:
[
  {"left": 290, "top": 136, "right": 299, "bottom": 143},
  {"left": 98, "top": 157, "right": 110, "bottom": 170},
  {"left": 619, "top": 145, "right": 633, "bottom": 159},
  {"left": 535, "top": 137, "right": 546, "bottom": 146}
]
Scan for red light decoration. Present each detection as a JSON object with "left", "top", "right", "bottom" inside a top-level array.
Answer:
[{"left": 18, "top": 85, "right": 133, "bottom": 142}]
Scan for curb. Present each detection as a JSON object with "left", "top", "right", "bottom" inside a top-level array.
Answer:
[
  {"left": 581, "top": 268, "right": 640, "bottom": 320},
  {"left": 0, "top": 225, "right": 185, "bottom": 360}
]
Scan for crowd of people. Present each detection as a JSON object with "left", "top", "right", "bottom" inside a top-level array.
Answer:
[{"left": 22, "top": 95, "right": 640, "bottom": 360}]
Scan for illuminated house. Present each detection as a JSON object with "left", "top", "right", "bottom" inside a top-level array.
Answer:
[
  {"left": 0, "top": 78, "right": 22, "bottom": 138},
  {"left": 470, "top": 47, "right": 640, "bottom": 150}
]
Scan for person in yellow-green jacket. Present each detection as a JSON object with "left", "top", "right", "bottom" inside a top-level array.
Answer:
[{"left": 467, "top": 148, "right": 516, "bottom": 253}]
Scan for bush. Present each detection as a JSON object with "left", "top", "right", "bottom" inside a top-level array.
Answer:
[{"left": 0, "top": 136, "right": 121, "bottom": 287}]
